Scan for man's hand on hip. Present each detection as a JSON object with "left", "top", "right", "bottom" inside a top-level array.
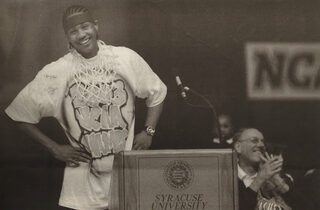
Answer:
[{"left": 51, "top": 144, "right": 92, "bottom": 167}]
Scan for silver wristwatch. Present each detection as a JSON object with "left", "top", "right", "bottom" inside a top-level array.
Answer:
[{"left": 144, "top": 125, "right": 156, "bottom": 136}]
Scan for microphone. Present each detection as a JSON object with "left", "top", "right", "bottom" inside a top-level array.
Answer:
[{"left": 175, "top": 75, "right": 187, "bottom": 98}]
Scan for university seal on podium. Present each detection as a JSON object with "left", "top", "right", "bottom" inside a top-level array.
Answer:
[{"left": 163, "top": 160, "right": 194, "bottom": 191}]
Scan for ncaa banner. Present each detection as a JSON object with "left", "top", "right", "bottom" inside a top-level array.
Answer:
[{"left": 246, "top": 43, "right": 320, "bottom": 99}]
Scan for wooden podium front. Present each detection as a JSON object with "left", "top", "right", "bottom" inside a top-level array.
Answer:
[{"left": 110, "top": 149, "right": 238, "bottom": 210}]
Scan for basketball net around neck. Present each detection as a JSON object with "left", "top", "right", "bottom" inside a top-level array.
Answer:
[{"left": 70, "top": 41, "right": 119, "bottom": 106}]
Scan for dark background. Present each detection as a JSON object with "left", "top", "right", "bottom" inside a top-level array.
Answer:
[{"left": 1, "top": 0, "right": 320, "bottom": 209}]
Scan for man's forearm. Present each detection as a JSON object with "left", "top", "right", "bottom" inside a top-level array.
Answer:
[
  {"left": 144, "top": 101, "right": 164, "bottom": 128},
  {"left": 249, "top": 175, "right": 266, "bottom": 192},
  {"left": 131, "top": 101, "right": 164, "bottom": 150},
  {"left": 17, "top": 122, "right": 59, "bottom": 154},
  {"left": 17, "top": 122, "right": 91, "bottom": 165}
]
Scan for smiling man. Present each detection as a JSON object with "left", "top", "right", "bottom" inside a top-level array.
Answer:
[
  {"left": 5, "top": 5, "right": 167, "bottom": 210},
  {"left": 63, "top": 6, "right": 99, "bottom": 58},
  {"left": 234, "top": 128, "right": 293, "bottom": 210}
]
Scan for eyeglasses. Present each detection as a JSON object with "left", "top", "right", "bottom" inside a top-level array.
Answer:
[{"left": 238, "top": 137, "right": 265, "bottom": 145}]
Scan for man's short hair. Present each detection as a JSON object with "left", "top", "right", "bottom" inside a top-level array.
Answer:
[
  {"left": 233, "top": 127, "right": 267, "bottom": 148},
  {"left": 233, "top": 128, "right": 251, "bottom": 145},
  {"left": 62, "top": 5, "right": 94, "bottom": 33}
]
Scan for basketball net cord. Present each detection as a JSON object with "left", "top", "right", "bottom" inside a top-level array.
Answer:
[
  {"left": 68, "top": 42, "right": 121, "bottom": 176},
  {"left": 71, "top": 41, "right": 119, "bottom": 106}
]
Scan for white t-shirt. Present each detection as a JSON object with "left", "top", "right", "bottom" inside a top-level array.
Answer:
[{"left": 5, "top": 41, "right": 167, "bottom": 209}]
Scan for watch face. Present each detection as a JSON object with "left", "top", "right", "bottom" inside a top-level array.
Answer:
[{"left": 145, "top": 126, "right": 155, "bottom": 136}]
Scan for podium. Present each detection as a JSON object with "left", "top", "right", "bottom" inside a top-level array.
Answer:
[{"left": 110, "top": 149, "right": 238, "bottom": 210}]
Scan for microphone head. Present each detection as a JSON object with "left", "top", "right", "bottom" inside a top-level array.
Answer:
[{"left": 175, "top": 76, "right": 182, "bottom": 86}]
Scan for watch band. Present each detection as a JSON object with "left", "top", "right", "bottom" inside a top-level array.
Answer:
[{"left": 144, "top": 125, "right": 156, "bottom": 136}]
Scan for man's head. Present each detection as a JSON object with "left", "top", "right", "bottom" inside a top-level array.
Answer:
[
  {"left": 233, "top": 128, "right": 266, "bottom": 166},
  {"left": 218, "top": 114, "right": 234, "bottom": 140},
  {"left": 63, "top": 5, "right": 99, "bottom": 58}
]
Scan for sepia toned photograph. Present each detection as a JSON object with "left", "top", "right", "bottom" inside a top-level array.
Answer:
[{"left": 0, "top": 0, "right": 319, "bottom": 209}]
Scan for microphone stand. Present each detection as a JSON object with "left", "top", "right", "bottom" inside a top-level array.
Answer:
[{"left": 182, "top": 86, "right": 222, "bottom": 144}]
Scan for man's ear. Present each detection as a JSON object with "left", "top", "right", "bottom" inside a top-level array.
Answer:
[
  {"left": 234, "top": 142, "right": 241, "bottom": 154},
  {"left": 94, "top": 20, "right": 98, "bottom": 31}
]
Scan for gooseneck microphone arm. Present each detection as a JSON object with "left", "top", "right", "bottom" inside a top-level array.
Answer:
[
  {"left": 182, "top": 86, "right": 222, "bottom": 143},
  {"left": 174, "top": 73, "right": 221, "bottom": 143}
]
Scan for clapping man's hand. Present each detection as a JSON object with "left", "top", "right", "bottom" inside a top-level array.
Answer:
[
  {"left": 250, "top": 152, "right": 283, "bottom": 192},
  {"left": 258, "top": 152, "right": 283, "bottom": 181},
  {"left": 258, "top": 153, "right": 289, "bottom": 194}
]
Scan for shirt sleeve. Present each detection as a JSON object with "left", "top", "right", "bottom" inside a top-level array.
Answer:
[
  {"left": 128, "top": 49, "right": 167, "bottom": 107},
  {"left": 5, "top": 65, "right": 64, "bottom": 124}
]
